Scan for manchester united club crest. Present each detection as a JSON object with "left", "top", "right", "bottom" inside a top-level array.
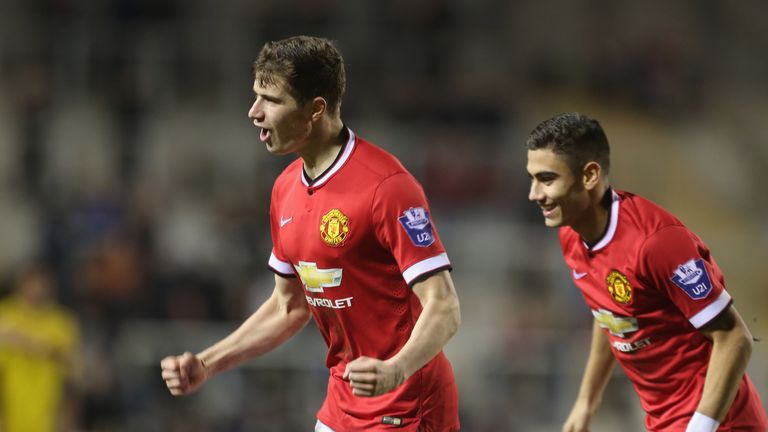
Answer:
[
  {"left": 320, "top": 208, "right": 349, "bottom": 247},
  {"left": 606, "top": 270, "right": 633, "bottom": 304}
]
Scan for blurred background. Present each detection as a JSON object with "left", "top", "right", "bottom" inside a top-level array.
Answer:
[{"left": 0, "top": 0, "right": 767, "bottom": 431}]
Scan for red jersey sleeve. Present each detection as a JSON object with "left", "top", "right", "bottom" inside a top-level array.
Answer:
[
  {"left": 372, "top": 172, "right": 451, "bottom": 285},
  {"left": 267, "top": 184, "right": 296, "bottom": 278},
  {"left": 639, "top": 225, "right": 731, "bottom": 328}
]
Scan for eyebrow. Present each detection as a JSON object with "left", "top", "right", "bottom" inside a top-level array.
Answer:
[
  {"left": 528, "top": 171, "right": 559, "bottom": 180},
  {"left": 253, "top": 90, "right": 281, "bottom": 102}
]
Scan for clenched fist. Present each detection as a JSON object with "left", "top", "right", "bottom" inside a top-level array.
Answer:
[
  {"left": 160, "top": 352, "right": 209, "bottom": 396},
  {"left": 343, "top": 356, "right": 406, "bottom": 397}
]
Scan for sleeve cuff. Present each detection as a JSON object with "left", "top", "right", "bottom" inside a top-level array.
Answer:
[
  {"left": 268, "top": 252, "right": 296, "bottom": 277},
  {"left": 689, "top": 290, "right": 732, "bottom": 328},
  {"left": 402, "top": 253, "right": 451, "bottom": 285}
]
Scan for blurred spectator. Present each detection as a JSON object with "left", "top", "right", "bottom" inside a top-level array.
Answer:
[{"left": 0, "top": 264, "right": 81, "bottom": 432}]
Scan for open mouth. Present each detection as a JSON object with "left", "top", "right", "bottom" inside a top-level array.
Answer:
[{"left": 260, "top": 128, "right": 271, "bottom": 142}]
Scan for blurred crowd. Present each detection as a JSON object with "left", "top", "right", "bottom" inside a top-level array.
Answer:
[{"left": 0, "top": 0, "right": 766, "bottom": 431}]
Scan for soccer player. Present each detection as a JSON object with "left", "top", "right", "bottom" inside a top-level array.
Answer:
[
  {"left": 160, "top": 36, "right": 461, "bottom": 432},
  {"left": 525, "top": 112, "right": 768, "bottom": 432}
]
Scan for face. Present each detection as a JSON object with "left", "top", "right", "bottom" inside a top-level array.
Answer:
[
  {"left": 526, "top": 149, "right": 591, "bottom": 228},
  {"left": 18, "top": 272, "right": 52, "bottom": 306},
  {"left": 248, "top": 78, "right": 313, "bottom": 155}
]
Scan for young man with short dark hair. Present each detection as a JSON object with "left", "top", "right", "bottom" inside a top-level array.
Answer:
[
  {"left": 526, "top": 112, "right": 767, "bottom": 432},
  {"left": 160, "top": 36, "right": 461, "bottom": 432}
]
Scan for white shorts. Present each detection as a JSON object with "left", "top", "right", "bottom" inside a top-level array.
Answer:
[{"left": 315, "top": 419, "right": 336, "bottom": 432}]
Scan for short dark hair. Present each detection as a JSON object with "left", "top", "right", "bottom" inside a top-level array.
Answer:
[
  {"left": 253, "top": 36, "right": 346, "bottom": 114},
  {"left": 526, "top": 112, "right": 610, "bottom": 175}
]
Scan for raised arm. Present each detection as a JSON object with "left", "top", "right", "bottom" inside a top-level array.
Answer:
[
  {"left": 563, "top": 319, "right": 616, "bottom": 432},
  {"left": 343, "top": 270, "right": 460, "bottom": 396},
  {"left": 161, "top": 274, "right": 310, "bottom": 395}
]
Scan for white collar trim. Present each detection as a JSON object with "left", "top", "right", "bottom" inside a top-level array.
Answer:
[
  {"left": 301, "top": 128, "right": 356, "bottom": 187},
  {"left": 585, "top": 190, "right": 620, "bottom": 252}
]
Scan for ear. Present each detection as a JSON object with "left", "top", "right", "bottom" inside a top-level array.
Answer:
[
  {"left": 308, "top": 97, "right": 327, "bottom": 122},
  {"left": 582, "top": 161, "right": 602, "bottom": 191}
]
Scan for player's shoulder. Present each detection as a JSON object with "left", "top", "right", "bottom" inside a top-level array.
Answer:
[
  {"left": 350, "top": 135, "right": 411, "bottom": 181},
  {"left": 616, "top": 190, "right": 708, "bottom": 258},
  {"left": 617, "top": 189, "right": 686, "bottom": 235}
]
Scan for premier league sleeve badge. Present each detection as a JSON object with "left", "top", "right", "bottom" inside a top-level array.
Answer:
[
  {"left": 670, "top": 258, "right": 713, "bottom": 300},
  {"left": 398, "top": 207, "right": 435, "bottom": 247}
]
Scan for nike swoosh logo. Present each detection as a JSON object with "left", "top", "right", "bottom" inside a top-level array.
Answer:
[
  {"left": 280, "top": 217, "right": 293, "bottom": 227},
  {"left": 572, "top": 269, "right": 588, "bottom": 279}
]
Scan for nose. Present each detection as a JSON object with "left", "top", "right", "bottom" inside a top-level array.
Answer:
[
  {"left": 528, "top": 180, "right": 543, "bottom": 202},
  {"left": 248, "top": 99, "right": 264, "bottom": 122}
]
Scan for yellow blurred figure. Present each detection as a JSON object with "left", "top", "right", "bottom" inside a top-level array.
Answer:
[{"left": 0, "top": 265, "right": 80, "bottom": 432}]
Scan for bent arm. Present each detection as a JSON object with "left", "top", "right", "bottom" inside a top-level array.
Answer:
[
  {"left": 563, "top": 319, "right": 615, "bottom": 432},
  {"left": 342, "top": 269, "right": 460, "bottom": 396},
  {"left": 162, "top": 274, "right": 312, "bottom": 396},
  {"left": 387, "top": 270, "right": 461, "bottom": 379},
  {"left": 199, "top": 274, "right": 312, "bottom": 375},
  {"left": 694, "top": 305, "right": 753, "bottom": 422}
]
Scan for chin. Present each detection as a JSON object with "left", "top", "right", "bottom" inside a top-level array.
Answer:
[
  {"left": 544, "top": 218, "right": 564, "bottom": 228},
  {"left": 264, "top": 142, "right": 289, "bottom": 155}
]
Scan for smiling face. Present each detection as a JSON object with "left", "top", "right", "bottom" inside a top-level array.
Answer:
[
  {"left": 248, "top": 78, "right": 313, "bottom": 155},
  {"left": 527, "top": 148, "right": 592, "bottom": 228}
]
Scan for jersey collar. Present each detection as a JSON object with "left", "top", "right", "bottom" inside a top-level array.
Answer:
[
  {"left": 301, "top": 128, "right": 356, "bottom": 188},
  {"left": 584, "top": 189, "right": 620, "bottom": 252}
]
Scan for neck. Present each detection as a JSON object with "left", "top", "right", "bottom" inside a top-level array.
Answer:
[
  {"left": 574, "top": 185, "right": 612, "bottom": 247},
  {"left": 300, "top": 116, "right": 346, "bottom": 180}
]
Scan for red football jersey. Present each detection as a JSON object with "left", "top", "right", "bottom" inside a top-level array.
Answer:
[
  {"left": 560, "top": 190, "right": 767, "bottom": 431},
  {"left": 268, "top": 130, "right": 459, "bottom": 431}
]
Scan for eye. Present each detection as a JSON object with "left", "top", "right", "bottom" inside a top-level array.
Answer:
[
  {"left": 255, "top": 94, "right": 279, "bottom": 105},
  {"left": 538, "top": 175, "right": 556, "bottom": 185}
]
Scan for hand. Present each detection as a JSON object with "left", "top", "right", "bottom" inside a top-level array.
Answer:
[
  {"left": 160, "top": 352, "right": 209, "bottom": 396},
  {"left": 562, "top": 399, "right": 594, "bottom": 432},
  {"left": 342, "top": 356, "right": 406, "bottom": 397}
]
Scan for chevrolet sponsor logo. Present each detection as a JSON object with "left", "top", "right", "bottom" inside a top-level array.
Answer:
[
  {"left": 592, "top": 308, "right": 639, "bottom": 337},
  {"left": 294, "top": 261, "right": 342, "bottom": 293}
]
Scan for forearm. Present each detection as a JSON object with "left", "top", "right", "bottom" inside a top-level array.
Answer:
[
  {"left": 696, "top": 327, "right": 752, "bottom": 420},
  {"left": 199, "top": 289, "right": 310, "bottom": 375},
  {"left": 388, "top": 273, "right": 460, "bottom": 379},
  {"left": 575, "top": 321, "right": 616, "bottom": 410}
]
